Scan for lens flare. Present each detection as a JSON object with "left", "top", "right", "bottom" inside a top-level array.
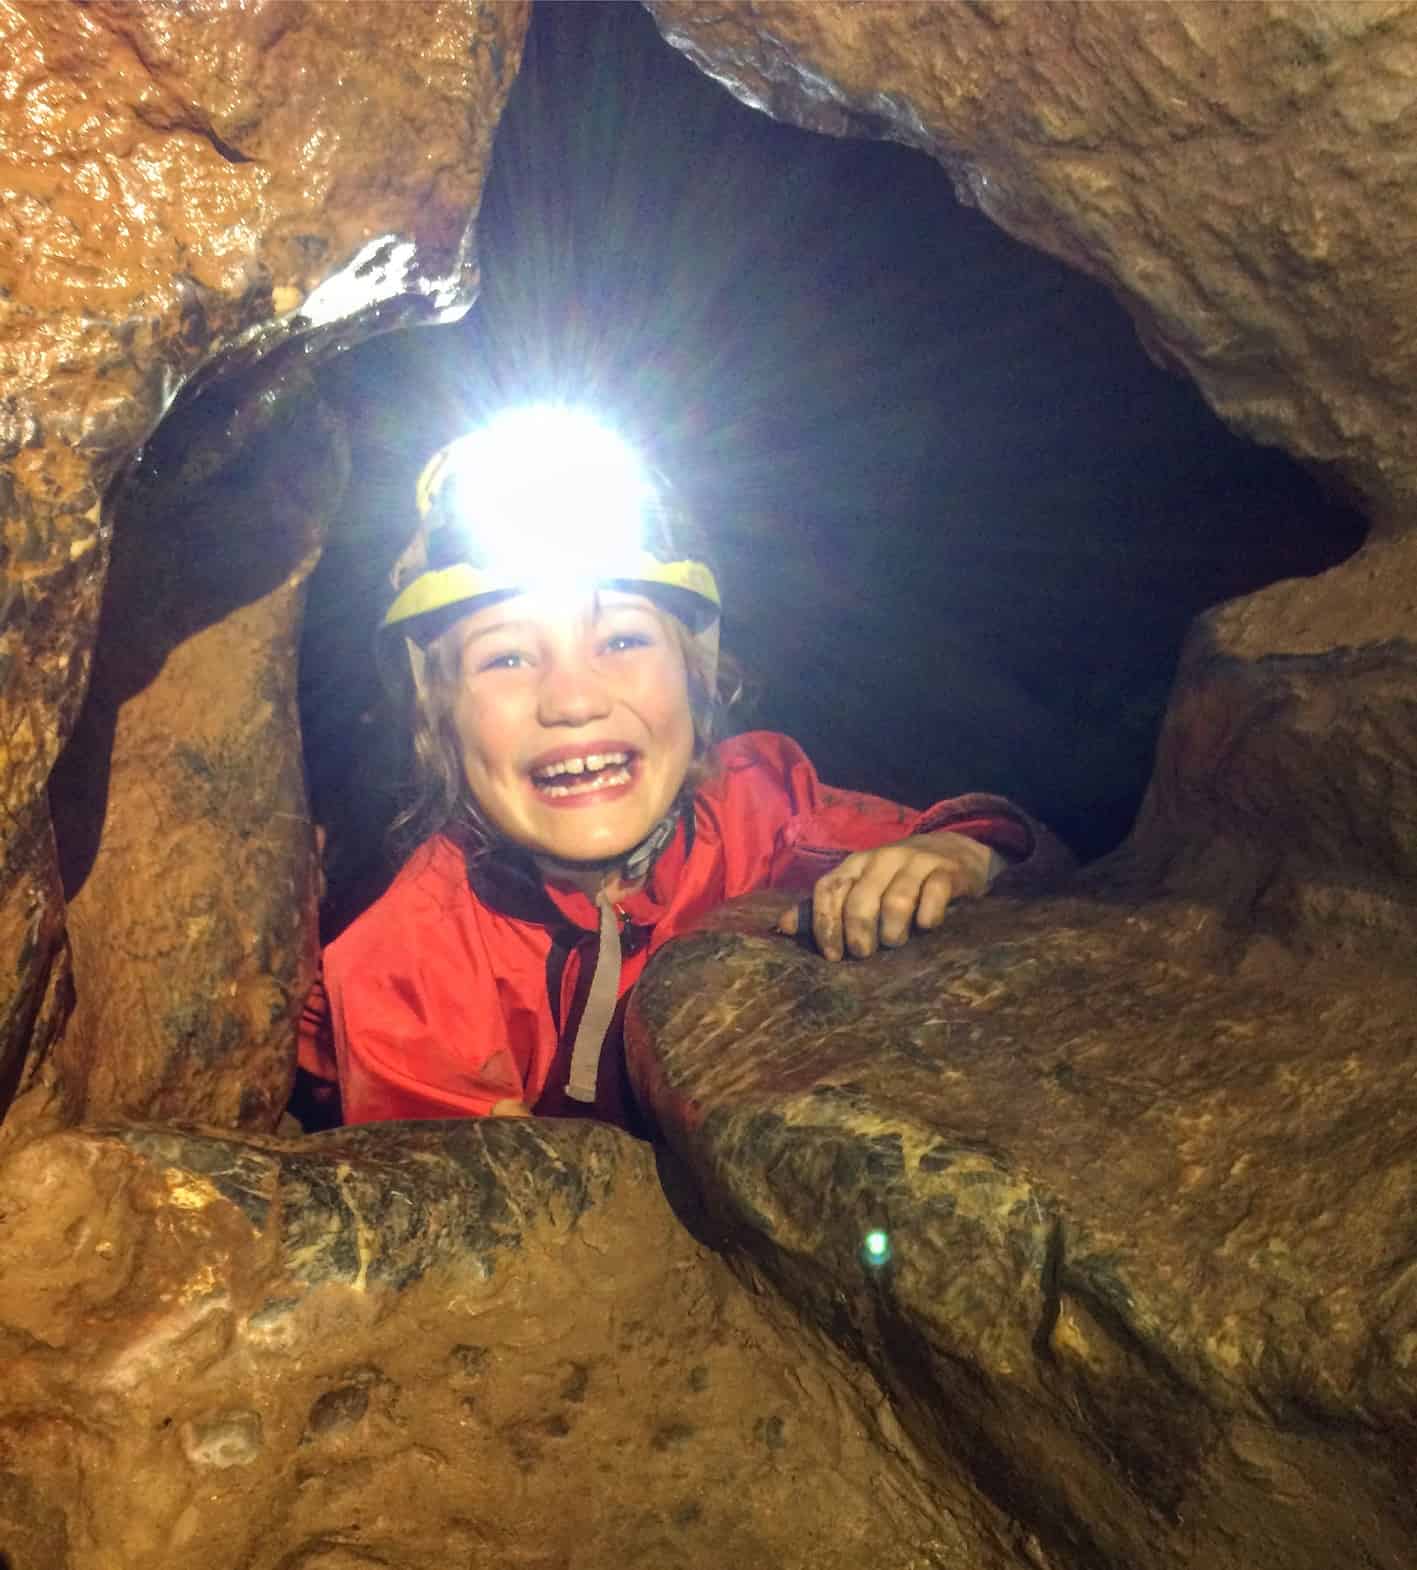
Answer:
[{"left": 861, "top": 1228, "right": 892, "bottom": 1269}]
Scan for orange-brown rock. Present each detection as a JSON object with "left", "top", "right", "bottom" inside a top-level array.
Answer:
[
  {"left": 47, "top": 362, "right": 347, "bottom": 1129},
  {"left": 627, "top": 890, "right": 1417, "bottom": 1570},
  {"left": 4, "top": 3, "right": 1417, "bottom": 1567},
  {"left": 648, "top": 0, "right": 1417, "bottom": 510},
  {"left": 0, "top": 0, "right": 529, "bottom": 1126},
  {"left": 0, "top": 1118, "right": 974, "bottom": 1569},
  {"left": 624, "top": 8, "right": 1417, "bottom": 1562},
  {"left": 1122, "top": 533, "right": 1417, "bottom": 923}
]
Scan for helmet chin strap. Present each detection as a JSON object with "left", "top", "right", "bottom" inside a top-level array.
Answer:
[
  {"left": 531, "top": 806, "right": 680, "bottom": 890},
  {"left": 620, "top": 808, "right": 681, "bottom": 884}
]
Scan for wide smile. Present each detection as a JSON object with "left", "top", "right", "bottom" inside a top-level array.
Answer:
[{"left": 526, "top": 746, "right": 641, "bottom": 807}]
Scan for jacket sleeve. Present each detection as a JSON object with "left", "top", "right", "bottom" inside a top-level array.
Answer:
[
  {"left": 718, "top": 732, "right": 1070, "bottom": 892},
  {"left": 324, "top": 882, "right": 528, "bottom": 1124},
  {"left": 910, "top": 791, "right": 1075, "bottom": 889}
]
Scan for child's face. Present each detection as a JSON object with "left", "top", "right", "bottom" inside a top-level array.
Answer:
[{"left": 449, "top": 589, "right": 695, "bottom": 868}]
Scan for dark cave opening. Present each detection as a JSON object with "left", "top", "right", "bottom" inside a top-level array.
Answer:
[{"left": 298, "top": 0, "right": 1366, "bottom": 940}]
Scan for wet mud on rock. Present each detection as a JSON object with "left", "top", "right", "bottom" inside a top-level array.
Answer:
[{"left": 0, "top": 1116, "right": 990, "bottom": 1570}]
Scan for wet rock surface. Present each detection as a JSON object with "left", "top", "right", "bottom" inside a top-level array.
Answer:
[
  {"left": 647, "top": 0, "right": 1417, "bottom": 510},
  {"left": 0, "top": 0, "right": 527, "bottom": 1126},
  {"left": 1125, "top": 537, "right": 1417, "bottom": 921},
  {"left": 3, "top": 2, "right": 1417, "bottom": 1567},
  {"left": 46, "top": 361, "right": 347, "bottom": 1131},
  {"left": 626, "top": 890, "right": 1417, "bottom": 1569},
  {"left": 611, "top": 18, "right": 1417, "bottom": 1549},
  {"left": 0, "top": 1118, "right": 972, "bottom": 1570}
]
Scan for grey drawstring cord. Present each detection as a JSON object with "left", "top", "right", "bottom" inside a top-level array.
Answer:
[
  {"left": 564, "top": 891, "right": 624, "bottom": 1103},
  {"left": 554, "top": 809, "right": 680, "bottom": 1104}
]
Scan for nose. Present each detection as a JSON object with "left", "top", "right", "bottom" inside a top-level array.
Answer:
[{"left": 536, "top": 649, "right": 612, "bottom": 728}]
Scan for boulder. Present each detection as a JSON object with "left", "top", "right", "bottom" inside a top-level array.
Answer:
[
  {"left": 0, "top": 1117, "right": 974, "bottom": 1569},
  {"left": 0, "top": 0, "right": 528, "bottom": 1128},
  {"left": 627, "top": 891, "right": 1417, "bottom": 1569}
]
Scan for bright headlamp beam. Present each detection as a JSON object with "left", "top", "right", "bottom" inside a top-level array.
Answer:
[{"left": 438, "top": 405, "right": 651, "bottom": 591}]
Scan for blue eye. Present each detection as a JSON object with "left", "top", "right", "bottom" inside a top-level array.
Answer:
[
  {"left": 602, "top": 632, "right": 651, "bottom": 655},
  {"left": 479, "top": 651, "right": 526, "bottom": 672}
]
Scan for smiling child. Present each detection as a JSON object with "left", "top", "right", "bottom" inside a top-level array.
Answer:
[{"left": 306, "top": 406, "right": 1062, "bottom": 1131}]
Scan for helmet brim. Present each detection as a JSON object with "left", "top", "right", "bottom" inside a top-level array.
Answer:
[{"left": 382, "top": 555, "right": 721, "bottom": 638}]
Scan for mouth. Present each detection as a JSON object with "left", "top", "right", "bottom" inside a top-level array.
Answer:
[{"left": 527, "top": 747, "right": 639, "bottom": 801}]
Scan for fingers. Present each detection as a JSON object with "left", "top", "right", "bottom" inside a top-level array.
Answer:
[
  {"left": 815, "top": 851, "right": 913, "bottom": 961},
  {"left": 848, "top": 855, "right": 967, "bottom": 956},
  {"left": 808, "top": 848, "right": 969, "bottom": 961},
  {"left": 915, "top": 864, "right": 960, "bottom": 931},
  {"left": 845, "top": 856, "right": 919, "bottom": 956},
  {"left": 810, "top": 855, "right": 863, "bottom": 961},
  {"left": 491, "top": 1098, "right": 531, "bottom": 1117},
  {"left": 783, "top": 837, "right": 993, "bottom": 962}
]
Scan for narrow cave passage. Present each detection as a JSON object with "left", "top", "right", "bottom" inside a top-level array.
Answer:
[{"left": 299, "top": 0, "right": 1365, "bottom": 937}]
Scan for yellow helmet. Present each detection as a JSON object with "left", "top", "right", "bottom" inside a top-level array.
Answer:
[{"left": 384, "top": 405, "right": 721, "bottom": 640}]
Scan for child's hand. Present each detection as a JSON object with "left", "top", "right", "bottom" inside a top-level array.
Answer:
[{"left": 776, "top": 833, "right": 997, "bottom": 962}]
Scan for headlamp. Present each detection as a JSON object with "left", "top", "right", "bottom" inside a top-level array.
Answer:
[
  {"left": 430, "top": 406, "right": 650, "bottom": 582},
  {"left": 385, "top": 404, "right": 720, "bottom": 635}
]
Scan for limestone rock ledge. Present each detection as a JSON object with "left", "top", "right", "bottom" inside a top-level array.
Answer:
[
  {"left": 647, "top": 0, "right": 1417, "bottom": 510},
  {"left": 1124, "top": 534, "right": 1417, "bottom": 925},
  {"left": 626, "top": 892, "right": 1417, "bottom": 1570},
  {"left": 0, "top": 1117, "right": 980, "bottom": 1570}
]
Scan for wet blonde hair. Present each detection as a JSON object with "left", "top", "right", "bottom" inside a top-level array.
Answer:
[{"left": 386, "top": 598, "right": 730, "bottom": 863}]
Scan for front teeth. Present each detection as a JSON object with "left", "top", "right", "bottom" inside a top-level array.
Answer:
[{"left": 534, "top": 751, "right": 630, "bottom": 781}]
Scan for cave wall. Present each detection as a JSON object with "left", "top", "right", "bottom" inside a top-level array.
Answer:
[
  {"left": 0, "top": 0, "right": 528, "bottom": 1132},
  {"left": 648, "top": 0, "right": 1417, "bottom": 927},
  {"left": 618, "top": 7, "right": 1417, "bottom": 1568},
  {"left": 3, "top": 3, "right": 1417, "bottom": 1568},
  {"left": 47, "top": 366, "right": 349, "bottom": 1131},
  {"left": 649, "top": 1, "right": 1417, "bottom": 508}
]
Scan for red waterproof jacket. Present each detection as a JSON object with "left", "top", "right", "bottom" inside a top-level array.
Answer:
[{"left": 306, "top": 731, "right": 1045, "bottom": 1130}]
